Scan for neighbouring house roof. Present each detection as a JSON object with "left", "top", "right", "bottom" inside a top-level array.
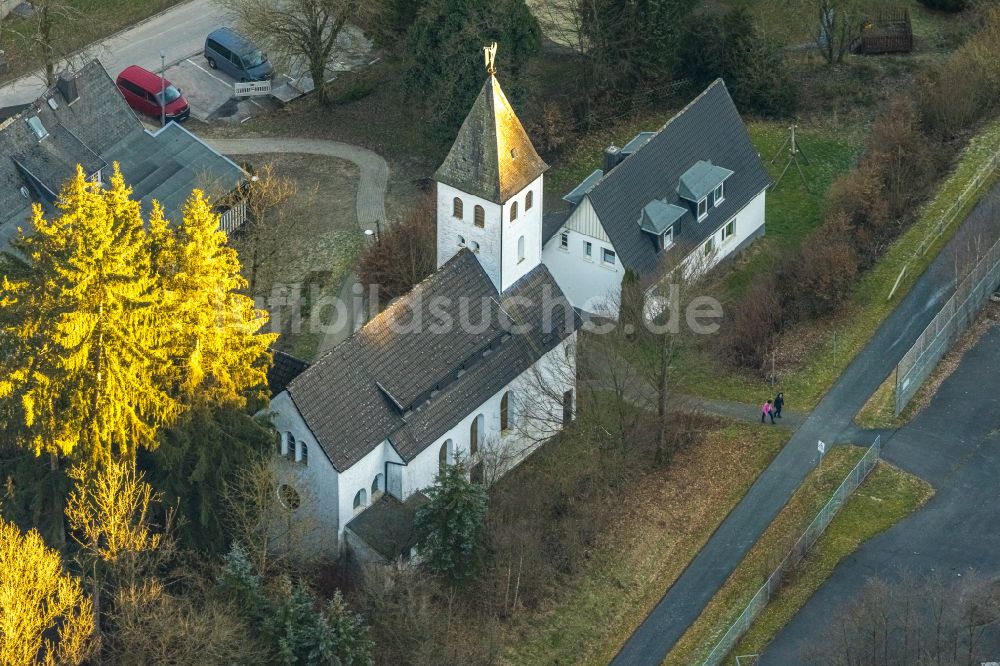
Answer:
[
  {"left": 345, "top": 492, "right": 429, "bottom": 561},
  {"left": 677, "top": 160, "right": 733, "bottom": 202},
  {"left": 547, "top": 79, "right": 771, "bottom": 280},
  {"left": 640, "top": 200, "right": 687, "bottom": 235},
  {"left": 621, "top": 131, "right": 656, "bottom": 155},
  {"left": 285, "top": 249, "right": 579, "bottom": 472},
  {"left": 266, "top": 350, "right": 310, "bottom": 398},
  {"left": 563, "top": 168, "right": 604, "bottom": 205},
  {"left": 434, "top": 75, "right": 548, "bottom": 204},
  {"left": 0, "top": 60, "right": 244, "bottom": 237}
]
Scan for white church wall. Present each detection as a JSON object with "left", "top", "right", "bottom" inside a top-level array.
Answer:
[
  {"left": 337, "top": 441, "right": 404, "bottom": 538},
  {"left": 268, "top": 391, "right": 340, "bottom": 554},
  {"left": 500, "top": 174, "right": 543, "bottom": 291},
  {"left": 436, "top": 182, "right": 503, "bottom": 290}
]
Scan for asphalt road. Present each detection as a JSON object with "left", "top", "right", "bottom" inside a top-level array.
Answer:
[
  {"left": 0, "top": 0, "right": 228, "bottom": 107},
  {"left": 761, "top": 322, "right": 1000, "bottom": 664}
]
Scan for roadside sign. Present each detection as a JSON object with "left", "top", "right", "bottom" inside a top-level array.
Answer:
[{"left": 817, "top": 440, "right": 826, "bottom": 454}]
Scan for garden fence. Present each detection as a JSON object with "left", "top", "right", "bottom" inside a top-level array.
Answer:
[{"left": 699, "top": 436, "right": 882, "bottom": 666}]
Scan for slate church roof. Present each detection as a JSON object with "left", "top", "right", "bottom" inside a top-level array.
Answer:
[
  {"left": 434, "top": 75, "right": 548, "bottom": 204},
  {"left": 285, "top": 249, "right": 579, "bottom": 472},
  {"left": 0, "top": 60, "right": 244, "bottom": 241},
  {"left": 545, "top": 79, "right": 771, "bottom": 281}
]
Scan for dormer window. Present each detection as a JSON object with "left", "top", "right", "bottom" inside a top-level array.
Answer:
[
  {"left": 697, "top": 198, "right": 708, "bottom": 221},
  {"left": 662, "top": 227, "right": 674, "bottom": 250},
  {"left": 714, "top": 182, "right": 724, "bottom": 205},
  {"left": 26, "top": 116, "right": 48, "bottom": 141}
]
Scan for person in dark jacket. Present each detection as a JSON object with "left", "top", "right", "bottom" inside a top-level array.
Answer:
[{"left": 774, "top": 392, "right": 784, "bottom": 418}]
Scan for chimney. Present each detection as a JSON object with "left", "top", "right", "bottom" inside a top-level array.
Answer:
[
  {"left": 56, "top": 71, "right": 78, "bottom": 104},
  {"left": 602, "top": 145, "right": 622, "bottom": 173}
]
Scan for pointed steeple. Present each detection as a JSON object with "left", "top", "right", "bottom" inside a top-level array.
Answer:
[{"left": 434, "top": 75, "right": 548, "bottom": 205}]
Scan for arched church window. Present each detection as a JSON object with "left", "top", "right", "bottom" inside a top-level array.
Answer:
[
  {"left": 474, "top": 205, "right": 485, "bottom": 228},
  {"left": 458, "top": 235, "right": 465, "bottom": 247},
  {"left": 470, "top": 414, "right": 484, "bottom": 455},
  {"left": 300, "top": 442, "right": 308, "bottom": 465},
  {"left": 353, "top": 488, "right": 367, "bottom": 512},
  {"left": 525, "top": 190, "right": 533, "bottom": 211},
  {"left": 470, "top": 241, "right": 480, "bottom": 253},
  {"left": 511, "top": 200, "right": 518, "bottom": 221},
  {"left": 286, "top": 434, "right": 296, "bottom": 462},
  {"left": 453, "top": 197, "right": 463, "bottom": 219},
  {"left": 439, "top": 439, "right": 453, "bottom": 475},
  {"left": 372, "top": 473, "right": 384, "bottom": 496},
  {"left": 517, "top": 235, "right": 525, "bottom": 263},
  {"left": 500, "top": 392, "right": 510, "bottom": 432}
]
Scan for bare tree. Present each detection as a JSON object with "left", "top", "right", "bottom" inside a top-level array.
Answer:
[
  {"left": 222, "top": 0, "right": 381, "bottom": 106},
  {"left": 815, "top": 0, "right": 860, "bottom": 65},
  {"left": 6, "top": 0, "right": 87, "bottom": 86}
]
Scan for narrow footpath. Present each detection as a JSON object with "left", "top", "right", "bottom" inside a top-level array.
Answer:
[{"left": 611, "top": 182, "right": 1000, "bottom": 665}]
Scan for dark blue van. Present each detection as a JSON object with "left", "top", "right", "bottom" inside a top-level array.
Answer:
[{"left": 204, "top": 27, "right": 273, "bottom": 82}]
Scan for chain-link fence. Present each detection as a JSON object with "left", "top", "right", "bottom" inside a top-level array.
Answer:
[
  {"left": 894, "top": 234, "right": 1000, "bottom": 416},
  {"left": 700, "top": 436, "right": 882, "bottom": 666}
]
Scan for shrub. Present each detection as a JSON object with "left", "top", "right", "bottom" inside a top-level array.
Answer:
[
  {"left": 781, "top": 214, "right": 859, "bottom": 320},
  {"left": 358, "top": 194, "right": 437, "bottom": 303},
  {"left": 720, "top": 273, "right": 783, "bottom": 372},
  {"left": 867, "top": 95, "right": 937, "bottom": 218},
  {"left": 917, "top": 51, "right": 986, "bottom": 138},
  {"left": 826, "top": 160, "right": 892, "bottom": 268}
]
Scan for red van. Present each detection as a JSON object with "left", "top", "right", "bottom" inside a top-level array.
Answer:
[{"left": 116, "top": 65, "right": 190, "bottom": 122}]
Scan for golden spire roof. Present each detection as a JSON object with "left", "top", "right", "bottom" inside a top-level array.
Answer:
[{"left": 434, "top": 75, "right": 548, "bottom": 205}]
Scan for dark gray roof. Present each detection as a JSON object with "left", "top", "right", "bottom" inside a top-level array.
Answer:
[
  {"left": 0, "top": 60, "right": 244, "bottom": 235},
  {"left": 542, "top": 209, "right": 571, "bottom": 245},
  {"left": 564, "top": 79, "right": 771, "bottom": 280},
  {"left": 286, "top": 250, "right": 578, "bottom": 472},
  {"left": 563, "top": 168, "right": 603, "bottom": 205},
  {"left": 434, "top": 75, "right": 548, "bottom": 204},
  {"left": 640, "top": 200, "right": 687, "bottom": 235},
  {"left": 267, "top": 350, "right": 310, "bottom": 398},
  {"left": 345, "top": 492, "right": 429, "bottom": 561},
  {"left": 677, "top": 160, "right": 733, "bottom": 202}
]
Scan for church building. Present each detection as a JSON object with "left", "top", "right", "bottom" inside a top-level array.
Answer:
[{"left": 266, "top": 67, "right": 579, "bottom": 559}]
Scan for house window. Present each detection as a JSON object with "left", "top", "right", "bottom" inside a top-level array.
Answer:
[
  {"left": 300, "top": 442, "right": 308, "bottom": 465},
  {"left": 698, "top": 198, "right": 708, "bottom": 221},
  {"left": 453, "top": 197, "right": 463, "bottom": 219},
  {"left": 562, "top": 390, "right": 574, "bottom": 424},
  {"left": 278, "top": 484, "right": 301, "bottom": 510},
  {"left": 722, "top": 219, "right": 735, "bottom": 242},
  {"left": 372, "top": 473, "right": 385, "bottom": 497},
  {"left": 560, "top": 231, "right": 569, "bottom": 250},
  {"left": 525, "top": 190, "right": 533, "bottom": 211},
  {"left": 500, "top": 391, "right": 510, "bottom": 432},
  {"left": 286, "top": 434, "right": 296, "bottom": 462},
  {"left": 583, "top": 241, "right": 593, "bottom": 259},
  {"left": 353, "top": 488, "right": 367, "bottom": 513},
  {"left": 470, "top": 414, "right": 484, "bottom": 455},
  {"left": 511, "top": 200, "right": 518, "bottom": 221},
  {"left": 602, "top": 248, "right": 616, "bottom": 265},
  {"left": 714, "top": 182, "right": 725, "bottom": 205},
  {"left": 704, "top": 237, "right": 715, "bottom": 257},
  {"left": 517, "top": 235, "right": 525, "bottom": 263},
  {"left": 474, "top": 205, "right": 485, "bottom": 228}
]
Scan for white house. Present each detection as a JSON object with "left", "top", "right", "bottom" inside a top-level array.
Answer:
[
  {"left": 266, "top": 72, "right": 578, "bottom": 559},
  {"left": 541, "top": 79, "right": 773, "bottom": 316}
]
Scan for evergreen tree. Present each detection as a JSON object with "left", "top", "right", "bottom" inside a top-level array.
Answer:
[
  {"left": 404, "top": 0, "right": 541, "bottom": 143},
  {"left": 0, "top": 165, "right": 176, "bottom": 466},
  {"left": 414, "top": 459, "right": 488, "bottom": 586}
]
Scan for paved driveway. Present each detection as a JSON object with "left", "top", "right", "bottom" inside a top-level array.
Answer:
[{"left": 761, "top": 323, "right": 1000, "bottom": 663}]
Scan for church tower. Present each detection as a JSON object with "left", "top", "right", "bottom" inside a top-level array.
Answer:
[{"left": 434, "top": 48, "right": 548, "bottom": 293}]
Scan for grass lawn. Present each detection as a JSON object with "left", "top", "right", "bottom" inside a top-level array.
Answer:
[
  {"left": 504, "top": 420, "right": 790, "bottom": 666},
  {"left": 0, "top": 0, "right": 185, "bottom": 83},
  {"left": 666, "top": 446, "right": 932, "bottom": 665},
  {"left": 229, "top": 153, "right": 362, "bottom": 362}
]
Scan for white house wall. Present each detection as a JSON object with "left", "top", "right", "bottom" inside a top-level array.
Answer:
[
  {"left": 543, "top": 223, "right": 624, "bottom": 315},
  {"left": 681, "top": 189, "right": 767, "bottom": 277}
]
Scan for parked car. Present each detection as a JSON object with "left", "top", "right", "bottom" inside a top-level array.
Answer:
[
  {"left": 116, "top": 65, "right": 190, "bottom": 122},
  {"left": 204, "top": 27, "right": 273, "bottom": 82}
]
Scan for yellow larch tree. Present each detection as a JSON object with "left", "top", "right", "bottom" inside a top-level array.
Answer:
[
  {"left": 0, "top": 165, "right": 177, "bottom": 466},
  {"left": 0, "top": 517, "right": 95, "bottom": 666}
]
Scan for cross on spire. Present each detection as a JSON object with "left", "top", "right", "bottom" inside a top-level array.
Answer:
[{"left": 483, "top": 42, "right": 498, "bottom": 76}]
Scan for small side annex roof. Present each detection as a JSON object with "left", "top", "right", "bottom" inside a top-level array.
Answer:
[
  {"left": 677, "top": 160, "right": 734, "bottom": 202},
  {"left": 563, "top": 168, "right": 603, "bottom": 205}
]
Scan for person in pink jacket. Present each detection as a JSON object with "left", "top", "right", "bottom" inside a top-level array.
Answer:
[{"left": 761, "top": 399, "right": 775, "bottom": 424}]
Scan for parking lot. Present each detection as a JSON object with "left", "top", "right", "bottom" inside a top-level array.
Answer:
[{"left": 163, "top": 55, "right": 279, "bottom": 122}]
